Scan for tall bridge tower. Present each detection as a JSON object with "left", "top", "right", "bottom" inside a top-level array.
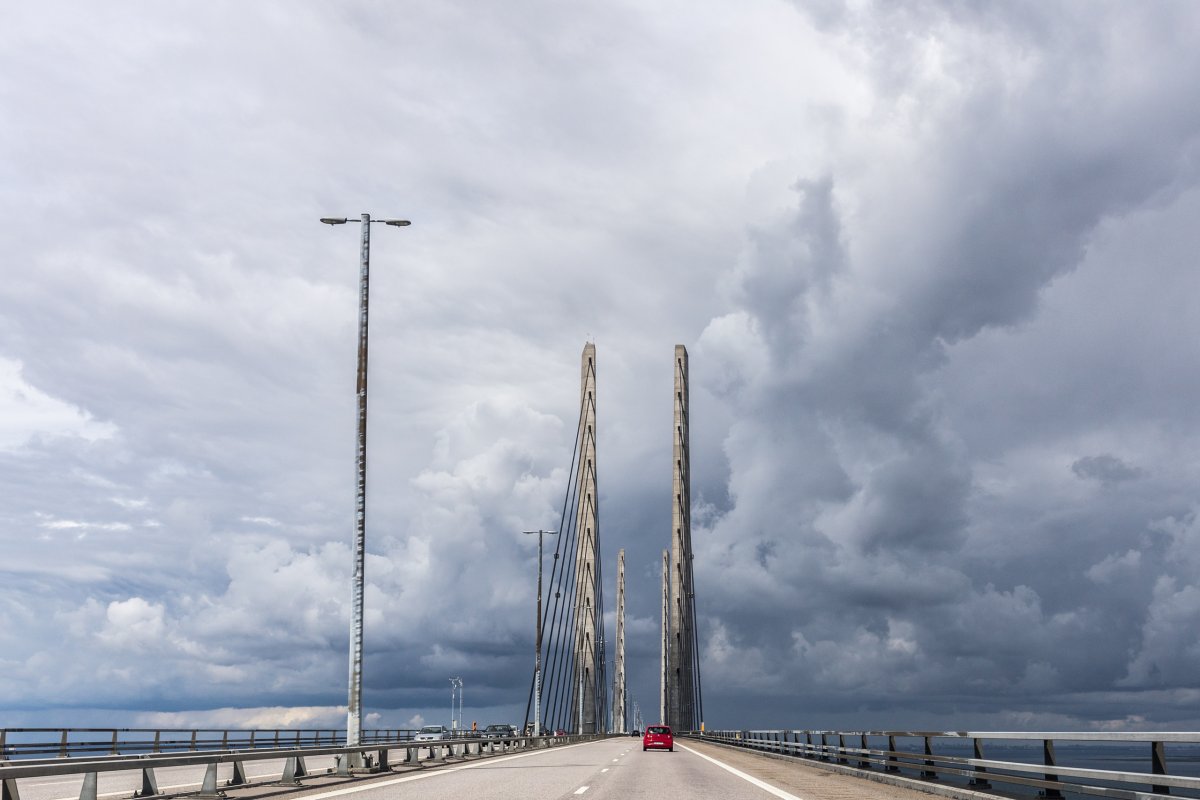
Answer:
[
  {"left": 572, "top": 342, "right": 601, "bottom": 733},
  {"left": 665, "top": 344, "right": 702, "bottom": 731},
  {"left": 613, "top": 548, "right": 626, "bottom": 733}
]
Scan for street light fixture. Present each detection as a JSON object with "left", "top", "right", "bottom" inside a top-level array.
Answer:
[
  {"left": 321, "top": 212, "right": 410, "bottom": 763},
  {"left": 523, "top": 529, "right": 558, "bottom": 737}
]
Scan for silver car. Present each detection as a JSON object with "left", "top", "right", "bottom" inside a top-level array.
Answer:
[{"left": 414, "top": 725, "right": 448, "bottom": 741}]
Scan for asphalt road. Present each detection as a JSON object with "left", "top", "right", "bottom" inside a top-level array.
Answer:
[
  {"left": 11, "top": 739, "right": 942, "bottom": 800},
  {"left": 285, "top": 738, "right": 803, "bottom": 800}
]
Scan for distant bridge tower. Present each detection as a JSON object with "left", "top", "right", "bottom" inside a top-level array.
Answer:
[
  {"left": 666, "top": 344, "right": 702, "bottom": 731},
  {"left": 572, "top": 342, "right": 601, "bottom": 733},
  {"left": 613, "top": 548, "right": 627, "bottom": 733}
]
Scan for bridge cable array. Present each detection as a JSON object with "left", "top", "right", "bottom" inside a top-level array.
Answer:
[{"left": 524, "top": 356, "right": 608, "bottom": 733}]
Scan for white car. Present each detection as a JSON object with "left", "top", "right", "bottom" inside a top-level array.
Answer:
[{"left": 414, "top": 725, "right": 449, "bottom": 741}]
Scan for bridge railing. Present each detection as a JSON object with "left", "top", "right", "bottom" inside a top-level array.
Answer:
[
  {"left": 693, "top": 729, "right": 1200, "bottom": 799},
  {"left": 0, "top": 728, "right": 416, "bottom": 760},
  {"left": 0, "top": 729, "right": 597, "bottom": 800}
]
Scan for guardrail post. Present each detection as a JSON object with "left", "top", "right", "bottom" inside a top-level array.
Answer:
[
  {"left": 135, "top": 767, "right": 159, "bottom": 797},
  {"left": 377, "top": 749, "right": 390, "bottom": 770},
  {"left": 78, "top": 773, "right": 97, "bottom": 800},
  {"left": 838, "top": 734, "right": 848, "bottom": 765},
  {"left": 109, "top": 731, "right": 118, "bottom": 756},
  {"left": 1041, "top": 738, "right": 1062, "bottom": 798},
  {"left": 805, "top": 731, "right": 813, "bottom": 759},
  {"left": 886, "top": 735, "right": 899, "bottom": 772},
  {"left": 969, "top": 738, "right": 991, "bottom": 789},
  {"left": 3, "top": 778, "right": 21, "bottom": 800},
  {"left": 1152, "top": 741, "right": 1170, "bottom": 795},
  {"left": 59, "top": 731, "right": 69, "bottom": 758},
  {"left": 189, "top": 731, "right": 197, "bottom": 752},
  {"left": 152, "top": 731, "right": 161, "bottom": 755},
  {"left": 227, "top": 760, "right": 247, "bottom": 787},
  {"left": 859, "top": 734, "right": 870, "bottom": 769},
  {"left": 280, "top": 756, "right": 306, "bottom": 784},
  {"left": 921, "top": 736, "right": 938, "bottom": 779},
  {"left": 195, "top": 763, "right": 220, "bottom": 799}
]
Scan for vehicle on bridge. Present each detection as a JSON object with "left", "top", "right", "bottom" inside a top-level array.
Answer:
[
  {"left": 643, "top": 725, "right": 673, "bottom": 752},
  {"left": 414, "top": 725, "right": 449, "bottom": 741},
  {"left": 482, "top": 724, "right": 517, "bottom": 738}
]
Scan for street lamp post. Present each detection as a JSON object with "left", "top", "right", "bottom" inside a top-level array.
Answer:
[
  {"left": 523, "top": 529, "right": 558, "bottom": 736},
  {"left": 320, "top": 213, "right": 410, "bottom": 762}
]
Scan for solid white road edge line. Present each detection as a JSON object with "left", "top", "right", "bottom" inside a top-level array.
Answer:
[
  {"left": 677, "top": 744, "right": 808, "bottom": 800},
  {"left": 574, "top": 787, "right": 589, "bottom": 794},
  {"left": 292, "top": 740, "right": 598, "bottom": 800}
]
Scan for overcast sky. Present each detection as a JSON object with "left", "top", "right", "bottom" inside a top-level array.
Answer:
[{"left": 4, "top": 0, "right": 1200, "bottom": 734}]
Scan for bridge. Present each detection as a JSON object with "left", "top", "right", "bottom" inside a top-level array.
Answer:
[
  {"left": 5, "top": 726, "right": 1200, "bottom": 800},
  {"left": 6, "top": 344, "right": 1200, "bottom": 800}
]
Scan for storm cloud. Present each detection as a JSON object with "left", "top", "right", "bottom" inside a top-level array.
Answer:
[{"left": 3, "top": 0, "right": 1200, "bottom": 732}]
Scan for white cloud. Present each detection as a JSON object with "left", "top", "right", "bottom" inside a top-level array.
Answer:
[{"left": 0, "top": 358, "right": 116, "bottom": 450}]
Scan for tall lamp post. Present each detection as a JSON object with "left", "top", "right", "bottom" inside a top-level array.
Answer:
[
  {"left": 523, "top": 529, "right": 558, "bottom": 736},
  {"left": 320, "top": 213, "right": 411, "bottom": 760}
]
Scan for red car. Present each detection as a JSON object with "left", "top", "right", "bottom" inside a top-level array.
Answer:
[{"left": 642, "top": 724, "right": 673, "bottom": 752}]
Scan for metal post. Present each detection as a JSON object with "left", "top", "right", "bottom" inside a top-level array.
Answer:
[
  {"left": 346, "top": 212, "right": 371, "bottom": 757},
  {"left": 922, "top": 736, "right": 938, "bottom": 779},
  {"left": 660, "top": 549, "right": 669, "bottom": 724},
  {"left": 524, "top": 530, "right": 558, "bottom": 737},
  {"left": 1152, "top": 740, "right": 1169, "bottom": 795},
  {"left": 323, "top": 212, "right": 410, "bottom": 762},
  {"left": 536, "top": 531, "right": 542, "bottom": 737},
  {"left": 970, "top": 737, "right": 991, "bottom": 789},
  {"left": 1042, "top": 738, "right": 1062, "bottom": 799}
]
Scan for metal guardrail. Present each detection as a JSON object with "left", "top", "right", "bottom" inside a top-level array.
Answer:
[
  {"left": 693, "top": 729, "right": 1200, "bottom": 799},
  {"left": 0, "top": 729, "right": 406, "bottom": 760},
  {"left": 0, "top": 728, "right": 598, "bottom": 800}
]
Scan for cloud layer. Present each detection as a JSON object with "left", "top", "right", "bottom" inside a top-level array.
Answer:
[{"left": 3, "top": 0, "right": 1200, "bottom": 731}]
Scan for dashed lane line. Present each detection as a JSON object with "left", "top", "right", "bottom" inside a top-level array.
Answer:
[
  {"left": 677, "top": 744, "right": 808, "bottom": 800},
  {"left": 284, "top": 740, "right": 597, "bottom": 800}
]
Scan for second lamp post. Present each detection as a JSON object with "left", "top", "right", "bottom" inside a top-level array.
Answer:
[{"left": 524, "top": 528, "right": 558, "bottom": 736}]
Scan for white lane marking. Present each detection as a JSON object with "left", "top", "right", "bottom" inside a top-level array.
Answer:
[
  {"left": 678, "top": 744, "right": 808, "bottom": 800},
  {"left": 612, "top": 757, "right": 619, "bottom": 762},
  {"left": 575, "top": 787, "right": 590, "bottom": 795},
  {"left": 601, "top": 768, "right": 610, "bottom": 773},
  {"left": 295, "top": 739, "right": 596, "bottom": 800}
]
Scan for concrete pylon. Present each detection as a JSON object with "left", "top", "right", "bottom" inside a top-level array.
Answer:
[
  {"left": 667, "top": 344, "right": 697, "bottom": 731},
  {"left": 613, "top": 549, "right": 626, "bottom": 733},
  {"left": 572, "top": 342, "right": 600, "bottom": 733}
]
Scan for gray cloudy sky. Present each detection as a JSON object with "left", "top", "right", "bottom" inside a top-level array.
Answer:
[{"left": 4, "top": 0, "right": 1200, "bottom": 733}]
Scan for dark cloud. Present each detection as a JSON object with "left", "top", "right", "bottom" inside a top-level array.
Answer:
[{"left": 1072, "top": 454, "right": 1143, "bottom": 485}]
